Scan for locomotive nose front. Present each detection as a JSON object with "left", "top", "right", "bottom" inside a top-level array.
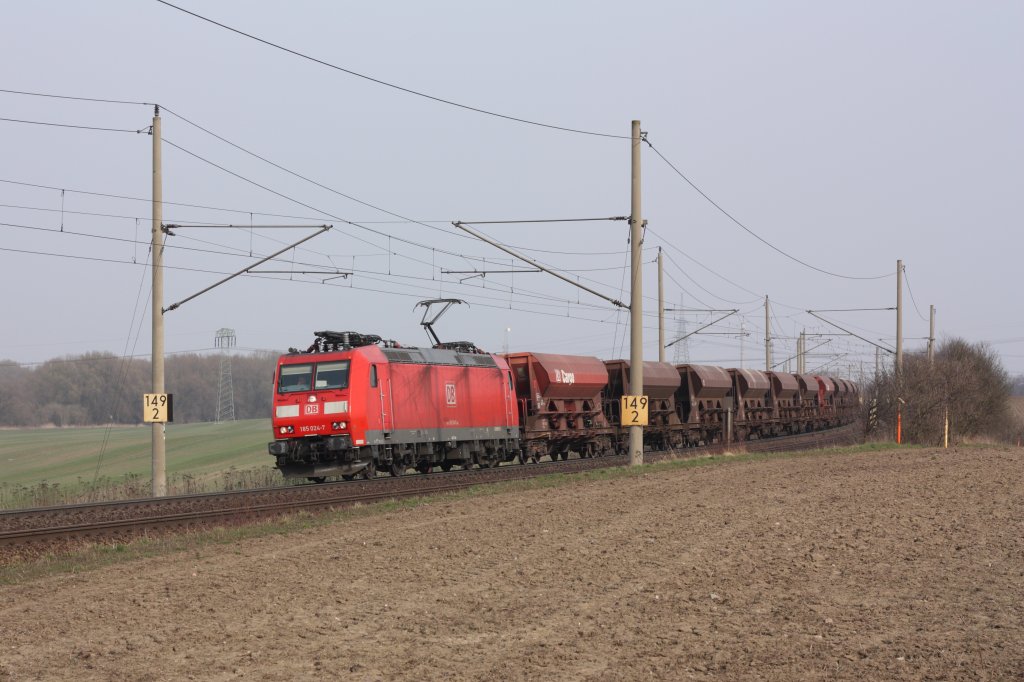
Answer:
[{"left": 269, "top": 357, "right": 352, "bottom": 452}]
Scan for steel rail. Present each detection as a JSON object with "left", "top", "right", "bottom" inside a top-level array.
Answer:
[{"left": 0, "top": 425, "right": 860, "bottom": 550}]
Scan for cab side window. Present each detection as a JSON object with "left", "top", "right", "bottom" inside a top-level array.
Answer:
[{"left": 370, "top": 365, "right": 378, "bottom": 388}]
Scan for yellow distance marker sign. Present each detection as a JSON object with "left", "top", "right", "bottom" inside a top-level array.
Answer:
[
  {"left": 620, "top": 395, "right": 648, "bottom": 426},
  {"left": 143, "top": 393, "right": 174, "bottom": 423}
]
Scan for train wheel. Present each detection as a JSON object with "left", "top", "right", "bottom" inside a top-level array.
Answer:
[
  {"left": 416, "top": 461, "right": 433, "bottom": 475},
  {"left": 342, "top": 474, "right": 355, "bottom": 481},
  {"left": 389, "top": 460, "right": 404, "bottom": 477},
  {"left": 440, "top": 461, "right": 453, "bottom": 472},
  {"left": 307, "top": 476, "right": 327, "bottom": 484},
  {"left": 560, "top": 451, "right": 570, "bottom": 461},
  {"left": 363, "top": 460, "right": 377, "bottom": 480}
]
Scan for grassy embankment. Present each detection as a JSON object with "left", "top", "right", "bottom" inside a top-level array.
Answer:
[{"left": 0, "top": 419, "right": 280, "bottom": 508}]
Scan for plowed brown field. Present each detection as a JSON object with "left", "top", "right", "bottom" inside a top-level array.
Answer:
[{"left": 1, "top": 446, "right": 1022, "bottom": 681}]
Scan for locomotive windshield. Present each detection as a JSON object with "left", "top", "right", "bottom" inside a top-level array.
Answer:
[
  {"left": 314, "top": 361, "right": 350, "bottom": 390},
  {"left": 277, "top": 361, "right": 350, "bottom": 393},
  {"left": 279, "top": 364, "right": 313, "bottom": 393}
]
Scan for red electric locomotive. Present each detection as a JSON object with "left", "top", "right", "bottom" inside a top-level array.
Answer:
[{"left": 268, "top": 331, "right": 520, "bottom": 481}]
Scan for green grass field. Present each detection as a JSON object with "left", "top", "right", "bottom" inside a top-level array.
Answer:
[{"left": 0, "top": 419, "right": 278, "bottom": 507}]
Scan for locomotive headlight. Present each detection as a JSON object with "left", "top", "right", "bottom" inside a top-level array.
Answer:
[
  {"left": 332, "top": 421, "right": 347, "bottom": 430},
  {"left": 279, "top": 426, "right": 287, "bottom": 434},
  {"left": 307, "top": 395, "right": 317, "bottom": 403}
]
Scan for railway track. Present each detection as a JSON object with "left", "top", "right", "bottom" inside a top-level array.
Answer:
[{"left": 0, "top": 424, "right": 861, "bottom": 554}]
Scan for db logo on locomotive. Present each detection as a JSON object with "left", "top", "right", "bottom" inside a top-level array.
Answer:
[
  {"left": 304, "top": 404, "right": 320, "bottom": 415},
  {"left": 445, "top": 383, "right": 457, "bottom": 406}
]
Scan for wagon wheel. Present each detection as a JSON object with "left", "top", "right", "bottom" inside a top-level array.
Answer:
[
  {"left": 341, "top": 474, "right": 356, "bottom": 481},
  {"left": 389, "top": 459, "right": 405, "bottom": 477},
  {"left": 307, "top": 476, "right": 327, "bottom": 484},
  {"left": 560, "top": 451, "right": 570, "bottom": 461},
  {"left": 362, "top": 460, "right": 377, "bottom": 480}
]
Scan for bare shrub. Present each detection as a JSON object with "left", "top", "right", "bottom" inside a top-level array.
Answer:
[{"left": 864, "top": 338, "right": 1013, "bottom": 445}]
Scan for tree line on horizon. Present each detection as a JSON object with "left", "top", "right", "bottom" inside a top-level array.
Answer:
[
  {"left": 0, "top": 352, "right": 279, "bottom": 427},
  {"left": 1, "top": 342, "right": 1022, "bottom": 433}
]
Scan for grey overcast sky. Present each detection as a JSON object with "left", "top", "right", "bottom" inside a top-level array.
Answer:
[{"left": 1, "top": 1, "right": 1021, "bottom": 377}]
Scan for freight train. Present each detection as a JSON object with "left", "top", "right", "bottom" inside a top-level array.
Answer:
[{"left": 267, "top": 329, "right": 859, "bottom": 481}]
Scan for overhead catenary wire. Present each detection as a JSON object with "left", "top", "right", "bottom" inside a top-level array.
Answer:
[
  {"left": 0, "top": 213, "right": 641, "bottom": 315},
  {"left": 666, "top": 310, "right": 739, "bottom": 348},
  {"left": 141, "top": 138, "right": 630, "bottom": 305},
  {"left": 0, "top": 177, "right": 346, "bottom": 220},
  {"left": 0, "top": 116, "right": 148, "bottom": 134},
  {"left": 158, "top": 137, "right": 490, "bottom": 272},
  {"left": 0, "top": 177, "right": 650, "bottom": 257},
  {"left": 643, "top": 137, "right": 892, "bottom": 281},
  {"left": 163, "top": 225, "right": 333, "bottom": 312},
  {"left": 660, "top": 248, "right": 760, "bottom": 307},
  {"left": 901, "top": 266, "right": 930, "bottom": 323},
  {"left": 806, "top": 310, "right": 896, "bottom": 354},
  {"left": 90, "top": 246, "right": 153, "bottom": 496},
  {"left": 159, "top": 105, "right": 492, "bottom": 248},
  {"left": 810, "top": 307, "right": 897, "bottom": 313},
  {"left": 0, "top": 201, "right": 246, "bottom": 226},
  {"left": 4, "top": 126, "right": 640, "bottom": 297},
  {"left": 153, "top": 1, "right": 628, "bottom": 139},
  {"left": 0, "top": 87, "right": 153, "bottom": 107},
  {"left": 0, "top": 89, "right": 637, "bottom": 267},
  {"left": 0, "top": 194, "right": 651, "bottom": 257},
  {"left": 0, "top": 218, "right": 609, "bottom": 313},
  {"left": 452, "top": 217, "right": 628, "bottom": 225},
  {"left": 647, "top": 226, "right": 761, "bottom": 297},
  {"left": 773, "top": 339, "right": 832, "bottom": 370},
  {"left": 158, "top": 137, "right": 632, "bottom": 297},
  {"left": 646, "top": 226, "right": 807, "bottom": 312},
  {"left": 0, "top": 239, "right": 669, "bottom": 329},
  {"left": 661, "top": 268, "right": 714, "bottom": 311},
  {"left": 156, "top": 108, "right": 643, "bottom": 296},
  {"left": 452, "top": 221, "right": 626, "bottom": 308}
]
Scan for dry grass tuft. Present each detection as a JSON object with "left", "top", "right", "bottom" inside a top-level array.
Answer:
[{"left": 0, "top": 466, "right": 292, "bottom": 510}]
